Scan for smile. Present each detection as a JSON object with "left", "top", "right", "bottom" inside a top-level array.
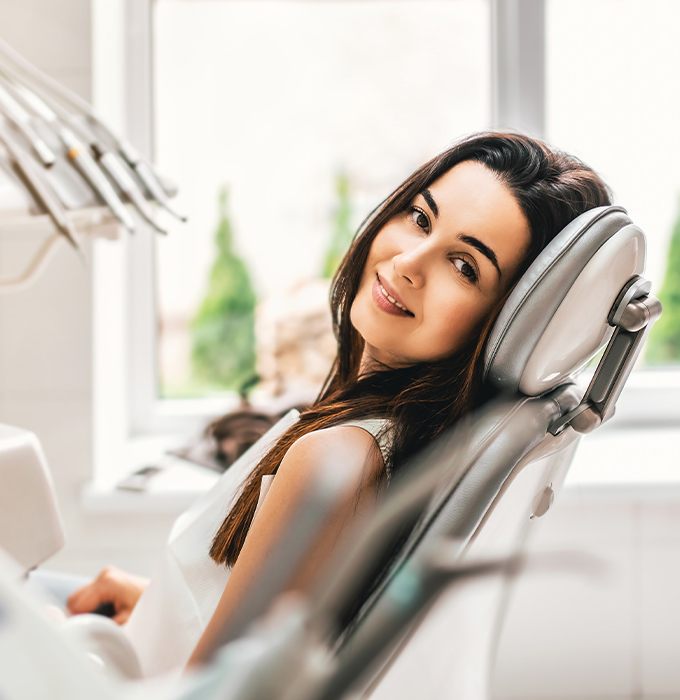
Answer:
[{"left": 373, "top": 274, "right": 414, "bottom": 317}]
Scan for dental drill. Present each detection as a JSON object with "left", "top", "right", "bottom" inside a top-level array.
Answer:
[
  {"left": 0, "top": 124, "right": 80, "bottom": 252},
  {"left": 0, "top": 77, "right": 136, "bottom": 233},
  {"left": 0, "top": 39, "right": 187, "bottom": 223},
  {"left": 0, "top": 83, "right": 55, "bottom": 168},
  {"left": 3, "top": 77, "right": 168, "bottom": 235}
]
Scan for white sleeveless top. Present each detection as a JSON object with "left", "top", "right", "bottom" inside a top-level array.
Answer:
[{"left": 123, "top": 409, "right": 393, "bottom": 678}]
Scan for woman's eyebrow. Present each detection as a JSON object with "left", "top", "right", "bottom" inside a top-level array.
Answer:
[
  {"left": 457, "top": 234, "right": 502, "bottom": 280},
  {"left": 419, "top": 189, "right": 502, "bottom": 280},
  {"left": 420, "top": 189, "right": 439, "bottom": 218}
]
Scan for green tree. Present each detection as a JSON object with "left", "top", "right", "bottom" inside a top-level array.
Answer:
[
  {"left": 646, "top": 196, "right": 680, "bottom": 364},
  {"left": 191, "top": 187, "right": 257, "bottom": 391},
  {"left": 322, "top": 171, "right": 354, "bottom": 279}
]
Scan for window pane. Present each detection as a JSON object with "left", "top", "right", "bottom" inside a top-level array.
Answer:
[
  {"left": 546, "top": 0, "right": 680, "bottom": 368},
  {"left": 153, "top": 0, "right": 490, "bottom": 399}
]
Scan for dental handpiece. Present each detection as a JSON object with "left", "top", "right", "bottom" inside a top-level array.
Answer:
[
  {"left": 0, "top": 82, "right": 55, "bottom": 167},
  {"left": 94, "top": 146, "right": 168, "bottom": 235},
  {"left": 60, "top": 127, "right": 136, "bottom": 233},
  {"left": 0, "top": 41, "right": 185, "bottom": 223},
  {"left": 71, "top": 116, "right": 184, "bottom": 221},
  {"left": 53, "top": 100, "right": 184, "bottom": 221},
  {"left": 121, "top": 146, "right": 187, "bottom": 223},
  {"left": 1, "top": 79, "right": 136, "bottom": 233},
  {"left": 60, "top": 114, "right": 174, "bottom": 231},
  {"left": 8, "top": 80, "right": 163, "bottom": 233},
  {"left": 0, "top": 127, "right": 80, "bottom": 252}
]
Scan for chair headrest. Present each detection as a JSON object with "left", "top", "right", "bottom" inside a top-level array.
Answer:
[{"left": 483, "top": 205, "right": 645, "bottom": 396}]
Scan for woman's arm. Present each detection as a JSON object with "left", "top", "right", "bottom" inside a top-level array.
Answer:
[{"left": 187, "top": 424, "right": 384, "bottom": 668}]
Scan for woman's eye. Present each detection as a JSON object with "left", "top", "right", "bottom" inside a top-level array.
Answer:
[
  {"left": 409, "top": 206, "right": 430, "bottom": 232},
  {"left": 452, "top": 257, "right": 479, "bottom": 284}
]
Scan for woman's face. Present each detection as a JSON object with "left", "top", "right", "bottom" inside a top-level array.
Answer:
[{"left": 350, "top": 160, "right": 532, "bottom": 371}]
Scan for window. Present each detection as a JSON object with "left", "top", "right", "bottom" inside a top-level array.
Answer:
[
  {"left": 543, "top": 0, "right": 680, "bottom": 424},
  {"left": 118, "top": 0, "right": 678, "bottom": 445},
  {"left": 151, "top": 0, "right": 491, "bottom": 411},
  {"left": 546, "top": 0, "right": 680, "bottom": 366}
]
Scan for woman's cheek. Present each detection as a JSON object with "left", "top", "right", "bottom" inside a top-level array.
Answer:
[{"left": 428, "top": 301, "right": 477, "bottom": 355}]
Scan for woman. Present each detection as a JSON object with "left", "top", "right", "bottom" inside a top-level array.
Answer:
[{"left": 67, "top": 130, "right": 613, "bottom": 676}]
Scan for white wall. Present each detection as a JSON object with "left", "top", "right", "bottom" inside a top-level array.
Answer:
[
  {"left": 0, "top": 0, "right": 175, "bottom": 579},
  {"left": 492, "top": 488, "right": 680, "bottom": 700}
]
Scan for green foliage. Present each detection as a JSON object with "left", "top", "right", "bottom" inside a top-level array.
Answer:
[
  {"left": 646, "top": 196, "right": 680, "bottom": 365},
  {"left": 322, "top": 171, "right": 354, "bottom": 279},
  {"left": 191, "top": 187, "right": 257, "bottom": 391}
]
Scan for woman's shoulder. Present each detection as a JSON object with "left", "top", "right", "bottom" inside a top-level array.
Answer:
[
  {"left": 292, "top": 422, "right": 383, "bottom": 456},
  {"left": 285, "top": 421, "right": 389, "bottom": 483}
]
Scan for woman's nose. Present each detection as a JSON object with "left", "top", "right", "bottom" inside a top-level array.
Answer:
[{"left": 393, "top": 246, "right": 426, "bottom": 288}]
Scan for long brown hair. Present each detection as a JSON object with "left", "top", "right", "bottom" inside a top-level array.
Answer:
[{"left": 210, "top": 130, "right": 613, "bottom": 566}]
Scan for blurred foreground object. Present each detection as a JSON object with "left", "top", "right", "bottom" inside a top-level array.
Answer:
[
  {"left": 169, "top": 398, "right": 310, "bottom": 472},
  {"left": 0, "top": 424, "right": 64, "bottom": 574}
]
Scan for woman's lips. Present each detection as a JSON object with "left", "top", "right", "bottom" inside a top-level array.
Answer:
[
  {"left": 372, "top": 275, "right": 413, "bottom": 317},
  {"left": 377, "top": 274, "right": 410, "bottom": 310}
]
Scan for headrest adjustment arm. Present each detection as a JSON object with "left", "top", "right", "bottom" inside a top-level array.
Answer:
[{"left": 549, "top": 276, "right": 662, "bottom": 436}]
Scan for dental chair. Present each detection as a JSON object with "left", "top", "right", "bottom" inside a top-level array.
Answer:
[
  {"left": 192, "top": 203, "right": 658, "bottom": 700},
  {"left": 0, "top": 204, "right": 661, "bottom": 700},
  {"left": 291, "top": 203, "right": 660, "bottom": 700}
]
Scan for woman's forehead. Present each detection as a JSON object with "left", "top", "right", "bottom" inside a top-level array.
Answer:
[{"left": 425, "top": 161, "right": 531, "bottom": 276}]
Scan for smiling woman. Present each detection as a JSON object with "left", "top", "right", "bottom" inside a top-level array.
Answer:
[
  {"left": 351, "top": 161, "right": 532, "bottom": 370},
  {"left": 198, "top": 131, "right": 613, "bottom": 645},
  {"left": 70, "top": 131, "right": 614, "bottom": 677}
]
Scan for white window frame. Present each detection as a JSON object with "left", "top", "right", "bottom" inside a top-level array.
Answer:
[{"left": 102, "top": 0, "right": 679, "bottom": 454}]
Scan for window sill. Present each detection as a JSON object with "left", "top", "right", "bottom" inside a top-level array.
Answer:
[
  {"left": 81, "top": 425, "right": 680, "bottom": 514},
  {"left": 82, "top": 437, "right": 220, "bottom": 514},
  {"left": 565, "top": 424, "right": 680, "bottom": 489}
]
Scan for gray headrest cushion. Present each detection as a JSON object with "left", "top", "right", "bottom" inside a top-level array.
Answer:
[{"left": 483, "top": 205, "right": 645, "bottom": 395}]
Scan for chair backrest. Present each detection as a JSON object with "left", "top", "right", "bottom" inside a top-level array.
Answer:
[
  {"left": 331, "top": 205, "right": 658, "bottom": 699},
  {"left": 174, "top": 205, "right": 660, "bottom": 700}
]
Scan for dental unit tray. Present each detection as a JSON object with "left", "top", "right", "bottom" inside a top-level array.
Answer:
[{"left": 0, "top": 39, "right": 184, "bottom": 293}]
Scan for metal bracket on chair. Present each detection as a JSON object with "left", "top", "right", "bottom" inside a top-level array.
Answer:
[{"left": 549, "top": 276, "right": 662, "bottom": 436}]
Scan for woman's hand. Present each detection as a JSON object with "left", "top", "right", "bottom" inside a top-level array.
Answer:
[{"left": 66, "top": 566, "right": 149, "bottom": 625}]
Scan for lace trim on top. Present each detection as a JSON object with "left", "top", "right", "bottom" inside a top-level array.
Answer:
[{"left": 338, "top": 418, "right": 394, "bottom": 482}]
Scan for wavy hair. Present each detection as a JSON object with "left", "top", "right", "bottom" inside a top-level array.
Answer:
[{"left": 210, "top": 130, "right": 613, "bottom": 567}]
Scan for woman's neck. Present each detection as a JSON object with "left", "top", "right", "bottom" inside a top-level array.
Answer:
[
  {"left": 358, "top": 348, "right": 384, "bottom": 377},
  {"left": 358, "top": 344, "right": 411, "bottom": 377}
]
